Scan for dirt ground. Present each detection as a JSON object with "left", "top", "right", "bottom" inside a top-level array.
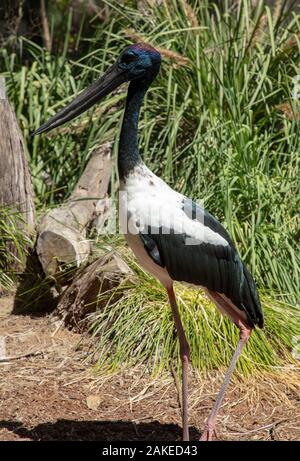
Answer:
[{"left": 0, "top": 295, "right": 299, "bottom": 441}]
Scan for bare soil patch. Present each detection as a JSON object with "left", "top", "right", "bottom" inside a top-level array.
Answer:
[{"left": 0, "top": 296, "right": 299, "bottom": 441}]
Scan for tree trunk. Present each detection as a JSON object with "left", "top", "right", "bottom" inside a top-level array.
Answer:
[
  {"left": 0, "top": 77, "right": 36, "bottom": 266},
  {"left": 0, "top": 78, "right": 35, "bottom": 227},
  {"left": 36, "top": 142, "right": 112, "bottom": 275}
]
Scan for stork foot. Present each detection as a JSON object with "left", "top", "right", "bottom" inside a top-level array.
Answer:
[{"left": 199, "top": 422, "right": 217, "bottom": 441}]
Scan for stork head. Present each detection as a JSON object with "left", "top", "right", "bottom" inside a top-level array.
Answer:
[
  {"left": 118, "top": 43, "right": 161, "bottom": 80},
  {"left": 33, "top": 43, "right": 161, "bottom": 136}
]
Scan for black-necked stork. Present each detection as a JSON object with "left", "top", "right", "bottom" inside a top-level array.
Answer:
[{"left": 34, "top": 43, "right": 264, "bottom": 441}]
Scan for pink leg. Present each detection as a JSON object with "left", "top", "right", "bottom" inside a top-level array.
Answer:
[
  {"left": 200, "top": 320, "right": 252, "bottom": 441},
  {"left": 167, "top": 285, "right": 190, "bottom": 442}
]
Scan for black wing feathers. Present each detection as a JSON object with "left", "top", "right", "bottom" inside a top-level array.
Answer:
[
  {"left": 139, "top": 199, "right": 264, "bottom": 328},
  {"left": 140, "top": 233, "right": 164, "bottom": 267}
]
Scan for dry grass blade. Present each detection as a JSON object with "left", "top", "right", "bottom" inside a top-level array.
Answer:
[
  {"left": 180, "top": 0, "right": 199, "bottom": 29},
  {"left": 276, "top": 102, "right": 300, "bottom": 121},
  {"left": 124, "top": 29, "right": 191, "bottom": 66}
]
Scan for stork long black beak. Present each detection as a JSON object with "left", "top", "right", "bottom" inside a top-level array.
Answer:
[{"left": 32, "top": 63, "right": 127, "bottom": 136}]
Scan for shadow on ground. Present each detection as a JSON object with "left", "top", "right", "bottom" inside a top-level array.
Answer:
[
  {"left": 0, "top": 419, "right": 200, "bottom": 441},
  {"left": 12, "top": 249, "right": 60, "bottom": 316}
]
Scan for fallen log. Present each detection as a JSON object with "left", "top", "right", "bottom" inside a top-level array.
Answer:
[
  {"left": 55, "top": 252, "right": 136, "bottom": 332},
  {"left": 36, "top": 142, "right": 112, "bottom": 275}
]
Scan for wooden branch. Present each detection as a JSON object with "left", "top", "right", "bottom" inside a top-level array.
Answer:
[
  {"left": 0, "top": 350, "right": 46, "bottom": 363},
  {"left": 36, "top": 142, "right": 112, "bottom": 275},
  {"left": 55, "top": 252, "right": 136, "bottom": 332},
  {"left": 40, "top": 0, "right": 51, "bottom": 52}
]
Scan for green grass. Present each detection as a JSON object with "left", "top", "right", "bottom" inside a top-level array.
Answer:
[
  {"left": 0, "top": 206, "right": 33, "bottom": 291},
  {"left": 0, "top": 1, "right": 299, "bottom": 373}
]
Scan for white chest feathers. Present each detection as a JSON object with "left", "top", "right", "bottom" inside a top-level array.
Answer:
[{"left": 119, "top": 163, "right": 228, "bottom": 248}]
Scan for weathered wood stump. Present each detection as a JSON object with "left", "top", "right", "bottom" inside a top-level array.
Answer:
[{"left": 36, "top": 142, "right": 112, "bottom": 275}]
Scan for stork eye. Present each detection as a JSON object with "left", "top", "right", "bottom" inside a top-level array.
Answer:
[{"left": 122, "top": 53, "right": 137, "bottom": 64}]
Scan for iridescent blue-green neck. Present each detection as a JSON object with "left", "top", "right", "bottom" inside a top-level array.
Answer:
[{"left": 118, "top": 79, "right": 150, "bottom": 179}]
